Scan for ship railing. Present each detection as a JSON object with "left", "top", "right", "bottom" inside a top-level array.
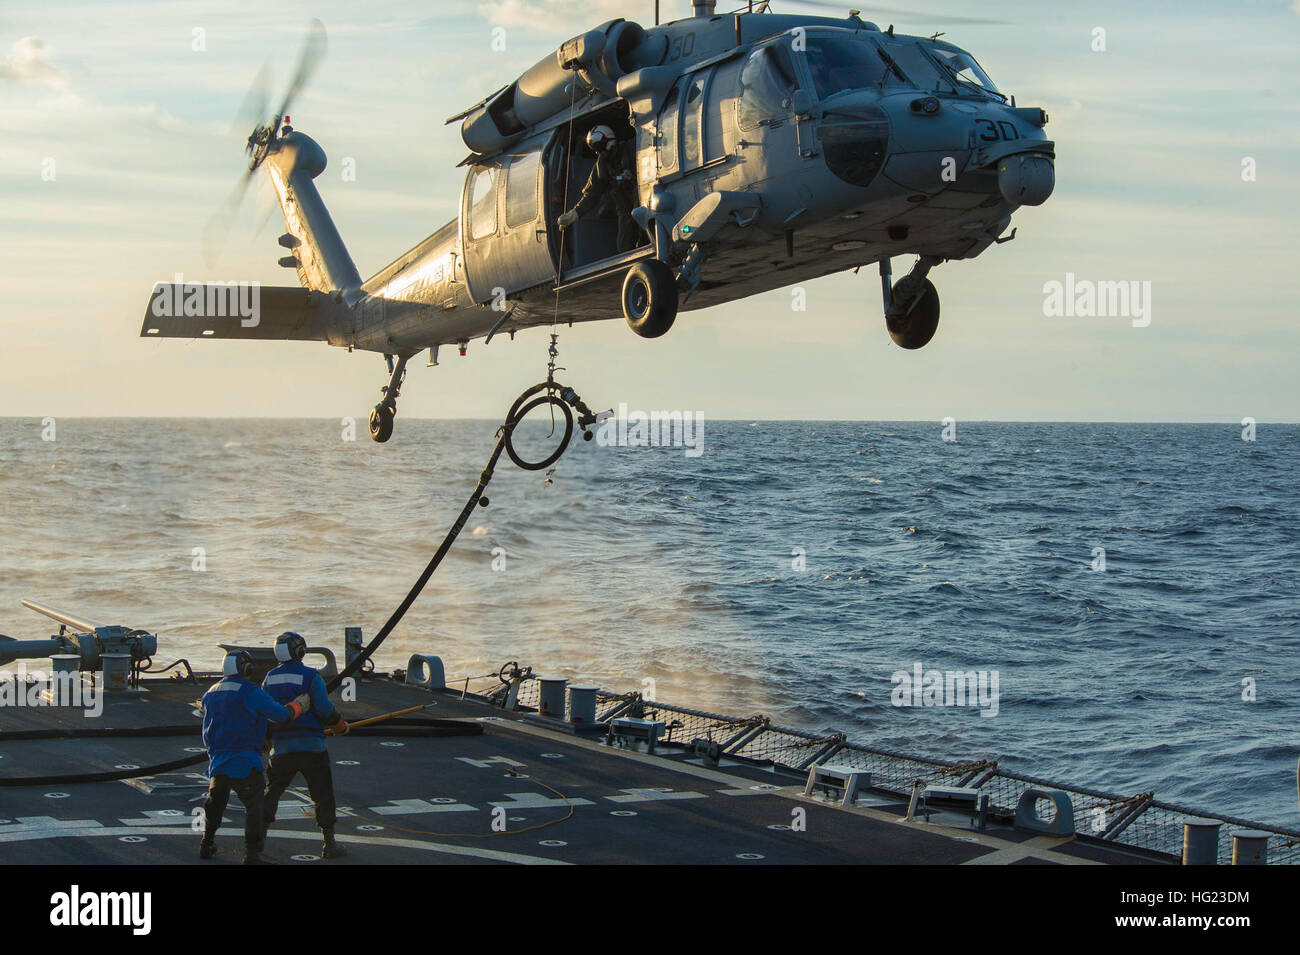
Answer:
[{"left": 468, "top": 673, "right": 1300, "bottom": 863}]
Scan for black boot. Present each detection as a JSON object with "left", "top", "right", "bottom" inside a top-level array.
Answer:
[
  {"left": 199, "top": 835, "right": 218, "bottom": 860},
  {"left": 243, "top": 843, "right": 277, "bottom": 865},
  {"left": 320, "top": 830, "right": 345, "bottom": 859}
]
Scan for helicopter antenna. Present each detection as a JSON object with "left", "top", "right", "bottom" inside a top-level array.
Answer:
[{"left": 654, "top": 0, "right": 659, "bottom": 25}]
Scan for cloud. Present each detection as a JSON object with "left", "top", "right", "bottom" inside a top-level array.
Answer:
[{"left": 0, "top": 37, "right": 70, "bottom": 89}]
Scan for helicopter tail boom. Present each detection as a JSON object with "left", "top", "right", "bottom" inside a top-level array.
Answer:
[{"left": 261, "top": 128, "right": 363, "bottom": 307}]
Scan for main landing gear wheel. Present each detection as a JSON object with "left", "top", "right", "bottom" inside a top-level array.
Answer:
[
  {"left": 622, "top": 260, "right": 678, "bottom": 339},
  {"left": 369, "top": 354, "right": 408, "bottom": 443},
  {"left": 886, "top": 278, "right": 941, "bottom": 350},
  {"left": 369, "top": 403, "right": 395, "bottom": 443}
]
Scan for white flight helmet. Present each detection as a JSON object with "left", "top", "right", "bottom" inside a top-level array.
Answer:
[{"left": 586, "top": 124, "right": 617, "bottom": 152}]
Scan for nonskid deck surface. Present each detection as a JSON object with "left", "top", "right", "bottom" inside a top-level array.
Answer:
[{"left": 0, "top": 676, "right": 1156, "bottom": 865}]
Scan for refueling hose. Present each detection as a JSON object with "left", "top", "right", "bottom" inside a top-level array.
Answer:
[
  {"left": 0, "top": 379, "right": 600, "bottom": 788},
  {"left": 326, "top": 378, "right": 598, "bottom": 693}
]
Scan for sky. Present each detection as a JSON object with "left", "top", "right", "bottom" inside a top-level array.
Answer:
[{"left": 1, "top": 0, "right": 1298, "bottom": 421}]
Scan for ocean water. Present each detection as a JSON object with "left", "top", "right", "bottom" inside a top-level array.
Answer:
[{"left": 2, "top": 417, "right": 1298, "bottom": 826}]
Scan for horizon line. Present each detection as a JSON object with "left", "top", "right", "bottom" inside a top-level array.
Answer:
[{"left": 1, "top": 416, "right": 1294, "bottom": 425}]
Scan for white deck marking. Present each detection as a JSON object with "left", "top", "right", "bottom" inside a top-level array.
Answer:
[
  {"left": 605, "top": 788, "right": 707, "bottom": 804},
  {"left": 489, "top": 792, "right": 594, "bottom": 809},
  {"left": 118, "top": 810, "right": 192, "bottom": 826},
  {"left": 456, "top": 755, "right": 526, "bottom": 769},
  {"left": 369, "top": 798, "right": 476, "bottom": 816},
  {"left": 0, "top": 825, "right": 569, "bottom": 864},
  {"left": 0, "top": 816, "right": 102, "bottom": 833},
  {"left": 959, "top": 834, "right": 1099, "bottom": 865}
]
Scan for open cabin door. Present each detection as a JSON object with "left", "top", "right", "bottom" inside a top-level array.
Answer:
[
  {"left": 460, "top": 145, "right": 555, "bottom": 304},
  {"left": 541, "top": 102, "right": 648, "bottom": 279}
]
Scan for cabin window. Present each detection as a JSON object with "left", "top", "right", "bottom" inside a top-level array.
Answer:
[
  {"left": 738, "top": 42, "right": 796, "bottom": 129},
  {"left": 505, "top": 151, "right": 540, "bottom": 229},
  {"left": 658, "top": 81, "right": 680, "bottom": 172},
  {"left": 682, "top": 75, "right": 705, "bottom": 167},
  {"left": 468, "top": 165, "right": 497, "bottom": 240}
]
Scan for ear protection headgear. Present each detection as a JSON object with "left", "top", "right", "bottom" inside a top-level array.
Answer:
[
  {"left": 223, "top": 650, "right": 253, "bottom": 679},
  {"left": 275, "top": 631, "right": 307, "bottom": 663}
]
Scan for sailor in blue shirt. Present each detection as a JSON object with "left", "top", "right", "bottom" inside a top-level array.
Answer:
[
  {"left": 261, "top": 632, "right": 350, "bottom": 859},
  {"left": 200, "top": 650, "right": 310, "bottom": 864}
]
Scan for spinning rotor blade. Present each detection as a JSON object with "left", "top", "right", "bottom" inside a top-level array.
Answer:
[
  {"left": 778, "top": 1, "right": 1006, "bottom": 26},
  {"left": 273, "top": 18, "right": 327, "bottom": 132},
  {"left": 229, "top": 61, "right": 270, "bottom": 137},
  {"left": 202, "top": 169, "right": 257, "bottom": 268},
  {"left": 202, "top": 20, "right": 327, "bottom": 267}
]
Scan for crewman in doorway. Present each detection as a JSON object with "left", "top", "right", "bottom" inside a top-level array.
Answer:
[
  {"left": 557, "top": 124, "right": 643, "bottom": 253},
  {"left": 199, "top": 650, "right": 311, "bottom": 864},
  {"left": 261, "top": 631, "right": 350, "bottom": 860}
]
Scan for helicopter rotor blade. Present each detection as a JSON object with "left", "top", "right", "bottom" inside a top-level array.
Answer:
[
  {"left": 251, "top": 174, "right": 279, "bottom": 238},
  {"left": 203, "top": 20, "right": 326, "bottom": 267},
  {"left": 273, "top": 18, "right": 327, "bottom": 128},
  {"left": 201, "top": 169, "right": 257, "bottom": 268},
  {"left": 229, "top": 61, "right": 270, "bottom": 137},
  {"left": 777, "top": 1, "right": 1006, "bottom": 26}
]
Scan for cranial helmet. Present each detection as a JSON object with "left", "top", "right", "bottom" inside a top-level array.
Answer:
[
  {"left": 275, "top": 631, "right": 307, "bottom": 663},
  {"left": 223, "top": 650, "right": 254, "bottom": 679},
  {"left": 586, "top": 124, "right": 617, "bottom": 152}
]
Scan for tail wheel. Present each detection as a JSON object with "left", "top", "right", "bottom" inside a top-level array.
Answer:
[
  {"left": 622, "top": 260, "right": 678, "bottom": 339},
  {"left": 369, "top": 404, "right": 395, "bottom": 443},
  {"left": 886, "top": 278, "right": 940, "bottom": 350}
]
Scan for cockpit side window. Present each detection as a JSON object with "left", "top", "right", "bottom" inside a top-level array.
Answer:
[
  {"left": 804, "top": 37, "right": 895, "bottom": 99},
  {"left": 737, "top": 40, "right": 797, "bottom": 129}
]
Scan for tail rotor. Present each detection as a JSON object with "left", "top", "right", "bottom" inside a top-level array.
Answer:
[{"left": 202, "top": 19, "right": 327, "bottom": 267}]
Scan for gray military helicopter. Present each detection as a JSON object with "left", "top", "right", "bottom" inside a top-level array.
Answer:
[{"left": 141, "top": 3, "right": 1054, "bottom": 442}]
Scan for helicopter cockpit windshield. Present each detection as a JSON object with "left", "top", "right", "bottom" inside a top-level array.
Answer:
[
  {"left": 924, "top": 40, "right": 1005, "bottom": 100},
  {"left": 798, "top": 31, "right": 1005, "bottom": 103},
  {"left": 802, "top": 36, "right": 896, "bottom": 99}
]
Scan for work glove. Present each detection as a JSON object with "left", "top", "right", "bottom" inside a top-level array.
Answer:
[
  {"left": 284, "top": 692, "right": 313, "bottom": 721},
  {"left": 325, "top": 714, "right": 350, "bottom": 736},
  {"left": 558, "top": 210, "right": 578, "bottom": 228}
]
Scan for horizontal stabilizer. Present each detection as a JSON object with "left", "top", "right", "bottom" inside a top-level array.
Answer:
[{"left": 140, "top": 283, "right": 352, "bottom": 343}]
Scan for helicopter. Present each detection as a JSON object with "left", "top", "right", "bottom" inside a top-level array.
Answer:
[{"left": 140, "top": 3, "right": 1054, "bottom": 442}]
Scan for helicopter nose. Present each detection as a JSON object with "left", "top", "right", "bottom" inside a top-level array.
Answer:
[{"left": 997, "top": 152, "right": 1055, "bottom": 206}]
